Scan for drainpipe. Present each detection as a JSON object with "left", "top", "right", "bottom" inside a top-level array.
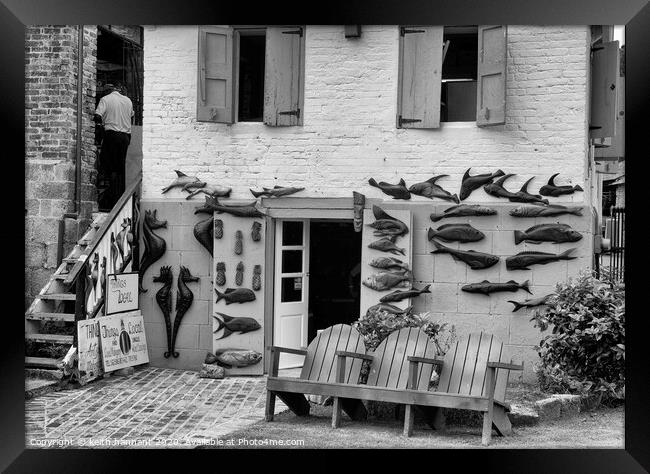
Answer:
[{"left": 74, "top": 24, "right": 84, "bottom": 216}]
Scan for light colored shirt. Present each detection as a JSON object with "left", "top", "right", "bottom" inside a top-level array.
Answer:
[{"left": 95, "top": 91, "right": 134, "bottom": 133}]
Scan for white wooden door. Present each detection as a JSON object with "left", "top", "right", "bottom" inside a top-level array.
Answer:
[{"left": 273, "top": 219, "right": 310, "bottom": 369}]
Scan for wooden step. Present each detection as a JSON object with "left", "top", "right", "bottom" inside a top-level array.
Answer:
[
  {"left": 63, "top": 257, "right": 81, "bottom": 264},
  {"left": 25, "top": 356, "right": 61, "bottom": 369},
  {"left": 25, "top": 333, "right": 73, "bottom": 344},
  {"left": 53, "top": 273, "right": 69, "bottom": 280},
  {"left": 36, "top": 293, "right": 76, "bottom": 301},
  {"left": 26, "top": 312, "right": 75, "bottom": 322}
]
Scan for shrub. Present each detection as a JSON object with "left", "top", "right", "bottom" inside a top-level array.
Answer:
[
  {"left": 530, "top": 270, "right": 625, "bottom": 402},
  {"left": 353, "top": 307, "right": 456, "bottom": 384}
]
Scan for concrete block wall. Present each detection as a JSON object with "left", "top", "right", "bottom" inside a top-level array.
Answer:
[
  {"left": 138, "top": 199, "right": 214, "bottom": 369},
  {"left": 373, "top": 199, "right": 594, "bottom": 382},
  {"left": 25, "top": 25, "right": 98, "bottom": 307},
  {"left": 142, "top": 25, "right": 590, "bottom": 205}
]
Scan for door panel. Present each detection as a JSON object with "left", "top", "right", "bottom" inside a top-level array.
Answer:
[{"left": 274, "top": 219, "right": 310, "bottom": 369}]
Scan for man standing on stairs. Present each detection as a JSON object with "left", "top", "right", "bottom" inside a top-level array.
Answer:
[{"left": 94, "top": 82, "right": 134, "bottom": 207}]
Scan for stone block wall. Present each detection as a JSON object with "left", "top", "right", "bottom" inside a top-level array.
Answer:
[{"left": 25, "top": 25, "right": 98, "bottom": 307}]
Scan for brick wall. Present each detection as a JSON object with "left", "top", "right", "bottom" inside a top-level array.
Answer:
[
  {"left": 25, "top": 25, "right": 98, "bottom": 307},
  {"left": 142, "top": 25, "right": 591, "bottom": 203}
]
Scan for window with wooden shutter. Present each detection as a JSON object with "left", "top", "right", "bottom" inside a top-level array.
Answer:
[
  {"left": 263, "top": 26, "right": 305, "bottom": 126},
  {"left": 197, "top": 26, "right": 234, "bottom": 123},
  {"left": 397, "top": 26, "right": 444, "bottom": 129},
  {"left": 590, "top": 40, "right": 620, "bottom": 139},
  {"left": 476, "top": 25, "right": 507, "bottom": 127}
]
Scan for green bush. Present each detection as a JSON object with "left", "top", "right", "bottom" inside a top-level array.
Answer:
[
  {"left": 530, "top": 270, "right": 625, "bottom": 402},
  {"left": 353, "top": 307, "right": 456, "bottom": 384}
]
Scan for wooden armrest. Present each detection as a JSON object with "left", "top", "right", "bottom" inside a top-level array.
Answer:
[
  {"left": 335, "top": 350, "right": 373, "bottom": 361},
  {"left": 268, "top": 346, "right": 307, "bottom": 356},
  {"left": 407, "top": 355, "right": 444, "bottom": 365},
  {"left": 487, "top": 361, "right": 524, "bottom": 371}
]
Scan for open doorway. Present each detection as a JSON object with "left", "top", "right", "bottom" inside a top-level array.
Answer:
[
  {"left": 307, "top": 220, "right": 362, "bottom": 343},
  {"left": 95, "top": 26, "right": 143, "bottom": 211},
  {"left": 273, "top": 218, "right": 362, "bottom": 369}
]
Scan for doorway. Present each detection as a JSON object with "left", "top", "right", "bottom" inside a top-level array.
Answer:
[{"left": 273, "top": 219, "right": 362, "bottom": 369}]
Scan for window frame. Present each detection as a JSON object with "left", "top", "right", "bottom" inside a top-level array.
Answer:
[{"left": 233, "top": 27, "right": 267, "bottom": 123}]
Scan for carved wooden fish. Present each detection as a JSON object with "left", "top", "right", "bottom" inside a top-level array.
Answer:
[
  {"left": 369, "top": 257, "right": 409, "bottom": 271},
  {"left": 184, "top": 182, "right": 232, "bottom": 199},
  {"left": 514, "top": 224, "right": 583, "bottom": 244},
  {"left": 213, "top": 313, "right": 261, "bottom": 339},
  {"left": 430, "top": 204, "right": 497, "bottom": 222},
  {"left": 507, "top": 177, "right": 549, "bottom": 205},
  {"left": 212, "top": 348, "right": 263, "bottom": 368},
  {"left": 161, "top": 170, "right": 202, "bottom": 194},
  {"left": 427, "top": 224, "right": 485, "bottom": 243},
  {"left": 539, "top": 173, "right": 584, "bottom": 197},
  {"left": 462, "top": 280, "right": 532, "bottom": 296},
  {"left": 195, "top": 196, "right": 266, "bottom": 218},
  {"left": 408, "top": 175, "right": 459, "bottom": 203},
  {"left": 214, "top": 287, "right": 256, "bottom": 304},
  {"left": 506, "top": 248, "right": 577, "bottom": 270},
  {"left": 379, "top": 284, "right": 431, "bottom": 303},
  {"left": 139, "top": 209, "right": 167, "bottom": 293},
  {"left": 193, "top": 216, "right": 214, "bottom": 256},
  {"left": 250, "top": 186, "right": 305, "bottom": 198},
  {"left": 373, "top": 205, "right": 401, "bottom": 221},
  {"left": 483, "top": 173, "right": 518, "bottom": 199},
  {"left": 508, "top": 294, "right": 554, "bottom": 312},
  {"left": 430, "top": 240, "right": 499, "bottom": 269},
  {"left": 509, "top": 204, "right": 583, "bottom": 218},
  {"left": 366, "top": 303, "right": 413, "bottom": 316},
  {"left": 367, "top": 219, "right": 409, "bottom": 237},
  {"left": 459, "top": 168, "right": 505, "bottom": 200},
  {"left": 362, "top": 270, "right": 411, "bottom": 291},
  {"left": 368, "top": 178, "right": 411, "bottom": 200},
  {"left": 368, "top": 236, "right": 405, "bottom": 255}
]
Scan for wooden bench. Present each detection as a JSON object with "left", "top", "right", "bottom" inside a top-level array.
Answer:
[
  {"left": 332, "top": 330, "right": 523, "bottom": 445},
  {"left": 265, "top": 324, "right": 369, "bottom": 422}
]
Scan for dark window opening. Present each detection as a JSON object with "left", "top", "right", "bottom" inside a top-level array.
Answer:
[
  {"left": 237, "top": 33, "right": 266, "bottom": 122},
  {"left": 441, "top": 26, "right": 478, "bottom": 122},
  {"left": 307, "top": 221, "right": 362, "bottom": 344}
]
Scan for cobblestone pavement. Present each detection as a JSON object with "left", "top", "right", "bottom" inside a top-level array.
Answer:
[{"left": 25, "top": 367, "right": 287, "bottom": 449}]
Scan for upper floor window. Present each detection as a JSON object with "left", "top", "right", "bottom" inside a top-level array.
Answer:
[
  {"left": 397, "top": 25, "right": 507, "bottom": 128},
  {"left": 197, "top": 25, "right": 305, "bottom": 126}
]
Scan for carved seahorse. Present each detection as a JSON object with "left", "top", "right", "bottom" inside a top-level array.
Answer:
[
  {"left": 139, "top": 209, "right": 167, "bottom": 293},
  {"left": 153, "top": 266, "right": 174, "bottom": 358},
  {"left": 170, "top": 266, "right": 199, "bottom": 358}
]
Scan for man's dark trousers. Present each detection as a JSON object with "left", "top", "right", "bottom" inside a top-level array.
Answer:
[{"left": 100, "top": 130, "right": 131, "bottom": 203}]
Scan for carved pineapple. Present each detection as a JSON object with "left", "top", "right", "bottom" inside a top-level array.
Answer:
[
  {"left": 251, "top": 221, "right": 262, "bottom": 242},
  {"left": 252, "top": 264, "right": 262, "bottom": 291},
  {"left": 214, "top": 219, "right": 223, "bottom": 239},
  {"left": 216, "top": 262, "right": 226, "bottom": 286},
  {"left": 235, "top": 230, "right": 243, "bottom": 255},
  {"left": 235, "top": 261, "right": 244, "bottom": 286}
]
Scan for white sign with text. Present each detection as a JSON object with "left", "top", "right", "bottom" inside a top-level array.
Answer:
[
  {"left": 99, "top": 310, "right": 149, "bottom": 371},
  {"left": 105, "top": 272, "right": 139, "bottom": 315},
  {"left": 77, "top": 319, "right": 103, "bottom": 383}
]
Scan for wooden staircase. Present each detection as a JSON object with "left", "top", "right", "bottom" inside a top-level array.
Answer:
[{"left": 24, "top": 213, "right": 109, "bottom": 369}]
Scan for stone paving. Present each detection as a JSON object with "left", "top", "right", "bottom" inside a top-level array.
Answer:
[{"left": 25, "top": 367, "right": 287, "bottom": 449}]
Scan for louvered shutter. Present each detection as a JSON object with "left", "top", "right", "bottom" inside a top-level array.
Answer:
[
  {"left": 264, "top": 26, "right": 305, "bottom": 126},
  {"left": 197, "top": 26, "right": 234, "bottom": 123},
  {"left": 397, "top": 26, "right": 444, "bottom": 129},
  {"left": 476, "top": 25, "right": 507, "bottom": 127},
  {"left": 590, "top": 41, "right": 620, "bottom": 139}
]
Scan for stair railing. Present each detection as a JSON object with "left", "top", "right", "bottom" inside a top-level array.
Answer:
[{"left": 64, "top": 174, "right": 142, "bottom": 336}]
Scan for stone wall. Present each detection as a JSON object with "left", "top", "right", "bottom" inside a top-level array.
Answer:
[{"left": 25, "top": 25, "right": 98, "bottom": 307}]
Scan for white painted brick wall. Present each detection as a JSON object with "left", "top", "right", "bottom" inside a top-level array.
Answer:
[{"left": 142, "top": 25, "right": 590, "bottom": 203}]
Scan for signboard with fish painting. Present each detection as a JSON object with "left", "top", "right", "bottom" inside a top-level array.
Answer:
[
  {"left": 77, "top": 319, "right": 103, "bottom": 384},
  {"left": 213, "top": 212, "right": 266, "bottom": 375},
  {"left": 360, "top": 207, "right": 413, "bottom": 316},
  {"left": 99, "top": 310, "right": 150, "bottom": 372}
]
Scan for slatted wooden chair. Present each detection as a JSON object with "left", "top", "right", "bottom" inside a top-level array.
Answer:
[
  {"left": 332, "top": 331, "right": 523, "bottom": 445},
  {"left": 265, "top": 324, "right": 369, "bottom": 423}
]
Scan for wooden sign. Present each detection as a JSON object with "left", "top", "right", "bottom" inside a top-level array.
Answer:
[
  {"left": 105, "top": 272, "right": 139, "bottom": 315},
  {"left": 99, "top": 310, "right": 149, "bottom": 372},
  {"left": 77, "top": 319, "right": 103, "bottom": 383}
]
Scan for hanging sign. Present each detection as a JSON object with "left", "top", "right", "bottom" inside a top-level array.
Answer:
[
  {"left": 105, "top": 272, "right": 139, "bottom": 315},
  {"left": 77, "top": 319, "right": 103, "bottom": 383},
  {"left": 99, "top": 310, "right": 149, "bottom": 371}
]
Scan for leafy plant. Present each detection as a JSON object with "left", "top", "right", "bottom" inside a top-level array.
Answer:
[
  {"left": 530, "top": 270, "right": 625, "bottom": 402},
  {"left": 353, "top": 307, "right": 456, "bottom": 384}
]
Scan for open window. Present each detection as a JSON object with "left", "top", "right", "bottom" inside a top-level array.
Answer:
[
  {"left": 397, "top": 25, "right": 507, "bottom": 128},
  {"left": 197, "top": 25, "right": 305, "bottom": 126}
]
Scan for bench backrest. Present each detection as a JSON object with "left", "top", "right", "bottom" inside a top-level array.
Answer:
[
  {"left": 299, "top": 324, "right": 366, "bottom": 384},
  {"left": 436, "top": 332, "right": 512, "bottom": 403},
  {"left": 366, "top": 327, "right": 437, "bottom": 391}
]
